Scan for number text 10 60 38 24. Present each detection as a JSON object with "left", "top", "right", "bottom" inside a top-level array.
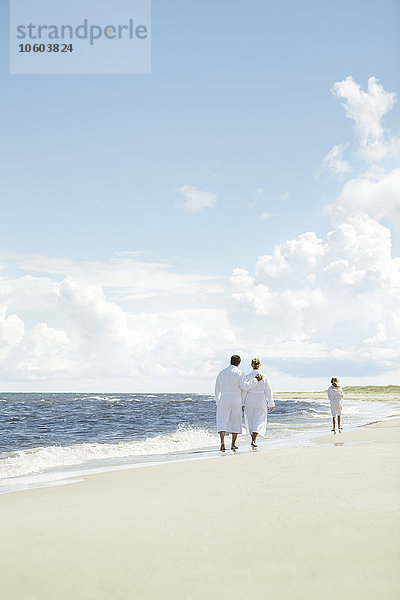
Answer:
[{"left": 18, "top": 44, "right": 73, "bottom": 53}]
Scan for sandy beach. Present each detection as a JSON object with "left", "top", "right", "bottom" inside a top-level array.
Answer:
[{"left": 1, "top": 417, "right": 399, "bottom": 600}]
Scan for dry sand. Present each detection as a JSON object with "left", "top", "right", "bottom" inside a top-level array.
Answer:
[{"left": 1, "top": 418, "right": 399, "bottom": 600}]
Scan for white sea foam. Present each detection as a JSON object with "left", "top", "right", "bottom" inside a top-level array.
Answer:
[
  {"left": 343, "top": 406, "right": 363, "bottom": 415},
  {"left": 0, "top": 426, "right": 216, "bottom": 480},
  {"left": 300, "top": 409, "right": 326, "bottom": 418}
]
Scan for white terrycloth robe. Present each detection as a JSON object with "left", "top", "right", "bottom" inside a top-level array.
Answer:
[
  {"left": 327, "top": 385, "right": 344, "bottom": 417},
  {"left": 214, "top": 365, "right": 259, "bottom": 433},
  {"left": 243, "top": 371, "right": 274, "bottom": 437}
]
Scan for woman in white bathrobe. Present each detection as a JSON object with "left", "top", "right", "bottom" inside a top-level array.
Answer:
[{"left": 242, "top": 358, "right": 275, "bottom": 447}]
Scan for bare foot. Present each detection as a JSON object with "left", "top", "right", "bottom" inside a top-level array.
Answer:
[{"left": 231, "top": 445, "right": 238, "bottom": 450}]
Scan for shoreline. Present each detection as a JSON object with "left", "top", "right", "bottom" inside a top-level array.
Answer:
[
  {"left": 1, "top": 417, "right": 399, "bottom": 599},
  {"left": 1, "top": 398, "right": 399, "bottom": 496}
]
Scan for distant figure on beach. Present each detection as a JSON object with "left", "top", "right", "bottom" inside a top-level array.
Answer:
[
  {"left": 242, "top": 358, "right": 275, "bottom": 448},
  {"left": 328, "top": 377, "right": 344, "bottom": 434},
  {"left": 214, "top": 355, "right": 263, "bottom": 452}
]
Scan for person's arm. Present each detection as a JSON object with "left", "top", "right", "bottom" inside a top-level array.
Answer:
[
  {"left": 238, "top": 372, "right": 261, "bottom": 392},
  {"left": 241, "top": 388, "right": 248, "bottom": 409},
  {"left": 214, "top": 374, "right": 221, "bottom": 403},
  {"left": 264, "top": 377, "right": 275, "bottom": 409}
]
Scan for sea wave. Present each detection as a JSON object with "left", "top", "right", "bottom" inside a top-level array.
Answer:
[
  {"left": 0, "top": 426, "right": 216, "bottom": 480},
  {"left": 300, "top": 409, "right": 327, "bottom": 418}
]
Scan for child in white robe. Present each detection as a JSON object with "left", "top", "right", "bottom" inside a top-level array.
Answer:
[{"left": 327, "top": 377, "right": 344, "bottom": 434}]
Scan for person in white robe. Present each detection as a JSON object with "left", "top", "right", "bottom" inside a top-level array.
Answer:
[
  {"left": 214, "top": 355, "right": 263, "bottom": 452},
  {"left": 327, "top": 377, "right": 344, "bottom": 434},
  {"left": 242, "top": 358, "right": 274, "bottom": 447}
]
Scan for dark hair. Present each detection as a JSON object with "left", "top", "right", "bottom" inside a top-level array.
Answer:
[
  {"left": 230, "top": 355, "right": 241, "bottom": 366},
  {"left": 331, "top": 377, "right": 339, "bottom": 387}
]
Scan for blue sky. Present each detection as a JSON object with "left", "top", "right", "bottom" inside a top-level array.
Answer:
[{"left": 1, "top": 0, "right": 399, "bottom": 391}]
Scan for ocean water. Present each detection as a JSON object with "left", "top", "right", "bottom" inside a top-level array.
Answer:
[{"left": 0, "top": 392, "right": 399, "bottom": 494}]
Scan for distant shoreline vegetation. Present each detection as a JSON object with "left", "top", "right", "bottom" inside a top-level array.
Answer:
[
  {"left": 341, "top": 385, "right": 400, "bottom": 394},
  {"left": 275, "top": 386, "right": 400, "bottom": 402}
]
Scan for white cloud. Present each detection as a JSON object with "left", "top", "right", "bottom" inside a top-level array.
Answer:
[
  {"left": 279, "top": 191, "right": 291, "bottom": 202},
  {"left": 255, "top": 231, "right": 325, "bottom": 283},
  {"left": 326, "top": 167, "right": 400, "bottom": 222},
  {"left": 0, "top": 305, "right": 25, "bottom": 358},
  {"left": 227, "top": 214, "right": 400, "bottom": 376},
  {"left": 14, "top": 324, "right": 76, "bottom": 380},
  {"left": 235, "top": 76, "right": 400, "bottom": 382},
  {"left": 178, "top": 185, "right": 216, "bottom": 213},
  {"left": 332, "top": 76, "right": 399, "bottom": 162},
  {"left": 260, "top": 212, "right": 276, "bottom": 220},
  {"left": 321, "top": 144, "right": 352, "bottom": 176},
  {"left": 1, "top": 208, "right": 398, "bottom": 387},
  {"left": 0, "top": 252, "right": 224, "bottom": 301},
  {"left": 0, "top": 265, "right": 236, "bottom": 387}
]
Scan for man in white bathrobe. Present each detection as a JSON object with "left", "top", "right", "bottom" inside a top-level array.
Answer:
[{"left": 214, "top": 355, "right": 263, "bottom": 452}]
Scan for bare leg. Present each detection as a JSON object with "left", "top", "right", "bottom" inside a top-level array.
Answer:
[
  {"left": 332, "top": 417, "right": 336, "bottom": 433},
  {"left": 251, "top": 432, "right": 258, "bottom": 447},
  {"left": 338, "top": 415, "right": 342, "bottom": 432},
  {"left": 219, "top": 431, "right": 226, "bottom": 451},
  {"left": 231, "top": 433, "right": 238, "bottom": 450}
]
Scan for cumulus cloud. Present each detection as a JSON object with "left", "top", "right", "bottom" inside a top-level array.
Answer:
[
  {"left": 178, "top": 185, "right": 216, "bottom": 213},
  {"left": 0, "top": 305, "right": 25, "bottom": 359},
  {"left": 320, "top": 144, "right": 352, "bottom": 176},
  {"left": 15, "top": 324, "right": 76, "bottom": 379},
  {"left": 326, "top": 167, "right": 400, "bottom": 223},
  {"left": 227, "top": 214, "right": 400, "bottom": 376},
  {"left": 332, "top": 76, "right": 399, "bottom": 162},
  {"left": 232, "top": 76, "right": 400, "bottom": 382},
  {"left": 0, "top": 264, "right": 235, "bottom": 387}
]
